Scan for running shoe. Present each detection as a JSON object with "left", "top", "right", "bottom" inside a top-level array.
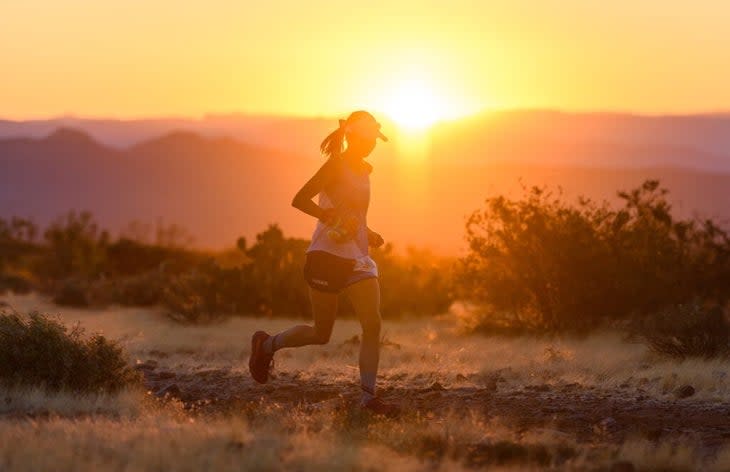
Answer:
[
  {"left": 362, "top": 396, "right": 401, "bottom": 418},
  {"left": 249, "top": 331, "right": 274, "bottom": 384}
]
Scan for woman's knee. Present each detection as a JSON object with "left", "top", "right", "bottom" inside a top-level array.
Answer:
[{"left": 361, "top": 312, "right": 382, "bottom": 338}]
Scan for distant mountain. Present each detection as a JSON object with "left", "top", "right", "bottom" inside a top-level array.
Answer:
[
  {"left": 1, "top": 126, "right": 729, "bottom": 254},
  {"left": 2, "top": 110, "right": 730, "bottom": 171},
  {"left": 0, "top": 128, "right": 315, "bottom": 250},
  {"left": 0, "top": 114, "right": 338, "bottom": 157},
  {"left": 428, "top": 110, "right": 730, "bottom": 171}
]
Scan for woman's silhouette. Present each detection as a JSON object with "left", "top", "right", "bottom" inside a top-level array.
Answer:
[{"left": 249, "top": 110, "right": 399, "bottom": 416}]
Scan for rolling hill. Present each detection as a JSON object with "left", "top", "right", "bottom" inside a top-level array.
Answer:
[{"left": 1, "top": 122, "right": 729, "bottom": 254}]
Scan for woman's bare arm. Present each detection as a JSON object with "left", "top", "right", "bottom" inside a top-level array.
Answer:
[{"left": 291, "top": 158, "right": 340, "bottom": 222}]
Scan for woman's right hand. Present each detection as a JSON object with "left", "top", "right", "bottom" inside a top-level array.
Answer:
[{"left": 318, "top": 207, "right": 339, "bottom": 226}]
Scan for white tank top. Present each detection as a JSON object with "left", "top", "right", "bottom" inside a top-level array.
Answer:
[{"left": 306, "top": 159, "right": 371, "bottom": 261}]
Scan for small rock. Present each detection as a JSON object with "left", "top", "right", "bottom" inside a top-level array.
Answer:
[
  {"left": 675, "top": 385, "right": 695, "bottom": 399},
  {"left": 156, "top": 371, "right": 176, "bottom": 380},
  {"left": 455, "top": 374, "right": 468, "bottom": 382},
  {"left": 156, "top": 384, "right": 181, "bottom": 398}
]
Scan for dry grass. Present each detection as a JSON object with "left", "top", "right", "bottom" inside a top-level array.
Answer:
[
  {"left": 0, "top": 387, "right": 146, "bottom": 417},
  {"left": 2, "top": 400, "right": 730, "bottom": 471},
  {"left": 2, "top": 292, "right": 730, "bottom": 471}
]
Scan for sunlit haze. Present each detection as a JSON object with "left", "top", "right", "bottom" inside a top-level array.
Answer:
[{"left": 3, "top": 0, "right": 730, "bottom": 120}]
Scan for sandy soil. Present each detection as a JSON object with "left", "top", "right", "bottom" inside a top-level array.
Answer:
[
  {"left": 135, "top": 340, "right": 730, "bottom": 455},
  {"left": 4, "top": 292, "right": 730, "bottom": 470}
]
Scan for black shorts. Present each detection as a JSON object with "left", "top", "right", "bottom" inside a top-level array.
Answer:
[{"left": 303, "top": 251, "right": 376, "bottom": 293}]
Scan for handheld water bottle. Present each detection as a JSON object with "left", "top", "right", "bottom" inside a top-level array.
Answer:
[{"left": 327, "top": 213, "right": 358, "bottom": 243}]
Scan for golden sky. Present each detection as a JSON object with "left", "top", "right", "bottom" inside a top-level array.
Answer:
[{"left": 2, "top": 0, "right": 730, "bottom": 120}]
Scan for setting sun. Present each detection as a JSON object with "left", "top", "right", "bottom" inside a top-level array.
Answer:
[
  {"left": 379, "top": 78, "right": 465, "bottom": 131},
  {"left": 381, "top": 79, "right": 446, "bottom": 130}
]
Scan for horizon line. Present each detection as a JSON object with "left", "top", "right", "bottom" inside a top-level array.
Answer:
[{"left": 3, "top": 106, "right": 730, "bottom": 123}]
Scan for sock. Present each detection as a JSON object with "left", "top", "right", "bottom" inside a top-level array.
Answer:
[
  {"left": 360, "top": 372, "right": 377, "bottom": 404},
  {"left": 263, "top": 334, "right": 280, "bottom": 355}
]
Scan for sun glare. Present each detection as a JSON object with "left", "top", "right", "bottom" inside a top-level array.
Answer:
[{"left": 381, "top": 78, "right": 456, "bottom": 132}]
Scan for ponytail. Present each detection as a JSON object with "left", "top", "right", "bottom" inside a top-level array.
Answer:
[
  {"left": 320, "top": 119, "right": 349, "bottom": 159},
  {"left": 319, "top": 126, "right": 345, "bottom": 159}
]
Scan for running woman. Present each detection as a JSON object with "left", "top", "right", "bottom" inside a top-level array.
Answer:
[{"left": 248, "top": 110, "right": 399, "bottom": 417}]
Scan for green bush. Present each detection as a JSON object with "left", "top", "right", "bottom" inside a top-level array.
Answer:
[
  {"left": 458, "top": 180, "right": 730, "bottom": 332},
  {"left": 0, "top": 311, "right": 141, "bottom": 393}
]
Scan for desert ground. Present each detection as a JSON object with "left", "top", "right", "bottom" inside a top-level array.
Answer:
[{"left": 2, "top": 292, "right": 730, "bottom": 471}]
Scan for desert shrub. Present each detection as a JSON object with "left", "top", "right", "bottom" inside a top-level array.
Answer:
[
  {"left": 0, "top": 217, "right": 40, "bottom": 273},
  {"left": 52, "top": 278, "right": 90, "bottom": 307},
  {"left": 641, "top": 300, "right": 730, "bottom": 359},
  {"left": 371, "top": 244, "right": 455, "bottom": 318},
  {"left": 39, "top": 211, "right": 109, "bottom": 281},
  {"left": 241, "top": 224, "right": 311, "bottom": 317},
  {"left": 85, "top": 271, "right": 168, "bottom": 307},
  {"left": 162, "top": 225, "right": 311, "bottom": 323},
  {"left": 52, "top": 272, "right": 169, "bottom": 308},
  {"left": 0, "top": 218, "right": 41, "bottom": 294},
  {"left": 112, "top": 271, "right": 167, "bottom": 306},
  {"left": 160, "top": 224, "right": 455, "bottom": 324},
  {"left": 162, "top": 259, "right": 257, "bottom": 324},
  {"left": 0, "top": 311, "right": 140, "bottom": 393},
  {"left": 104, "top": 237, "right": 201, "bottom": 277},
  {"left": 0, "top": 272, "right": 34, "bottom": 294},
  {"left": 458, "top": 180, "right": 730, "bottom": 332}
]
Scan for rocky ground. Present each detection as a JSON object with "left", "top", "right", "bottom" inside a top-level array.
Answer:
[
  {"left": 135, "top": 333, "right": 730, "bottom": 465},
  {"left": 4, "top": 293, "right": 730, "bottom": 470}
]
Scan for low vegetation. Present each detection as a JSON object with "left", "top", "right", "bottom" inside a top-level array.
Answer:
[
  {"left": 0, "top": 310, "right": 140, "bottom": 393},
  {"left": 458, "top": 180, "right": 730, "bottom": 338},
  {"left": 0, "top": 213, "right": 454, "bottom": 321},
  {"left": 1, "top": 180, "right": 729, "bottom": 362},
  {"left": 641, "top": 299, "right": 730, "bottom": 360},
  {"left": 2, "top": 302, "right": 730, "bottom": 471}
]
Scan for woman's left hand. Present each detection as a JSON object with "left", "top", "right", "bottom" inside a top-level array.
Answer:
[{"left": 367, "top": 229, "right": 385, "bottom": 248}]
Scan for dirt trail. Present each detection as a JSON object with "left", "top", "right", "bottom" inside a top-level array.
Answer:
[{"left": 139, "top": 360, "right": 730, "bottom": 452}]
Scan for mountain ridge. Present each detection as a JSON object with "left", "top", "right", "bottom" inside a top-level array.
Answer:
[{"left": 2, "top": 125, "right": 730, "bottom": 253}]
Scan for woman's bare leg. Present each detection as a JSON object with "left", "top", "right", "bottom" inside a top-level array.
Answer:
[
  {"left": 263, "top": 287, "right": 338, "bottom": 353},
  {"left": 342, "top": 277, "right": 381, "bottom": 402}
]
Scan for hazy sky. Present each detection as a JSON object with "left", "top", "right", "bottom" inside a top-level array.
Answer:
[{"left": 2, "top": 0, "right": 730, "bottom": 119}]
